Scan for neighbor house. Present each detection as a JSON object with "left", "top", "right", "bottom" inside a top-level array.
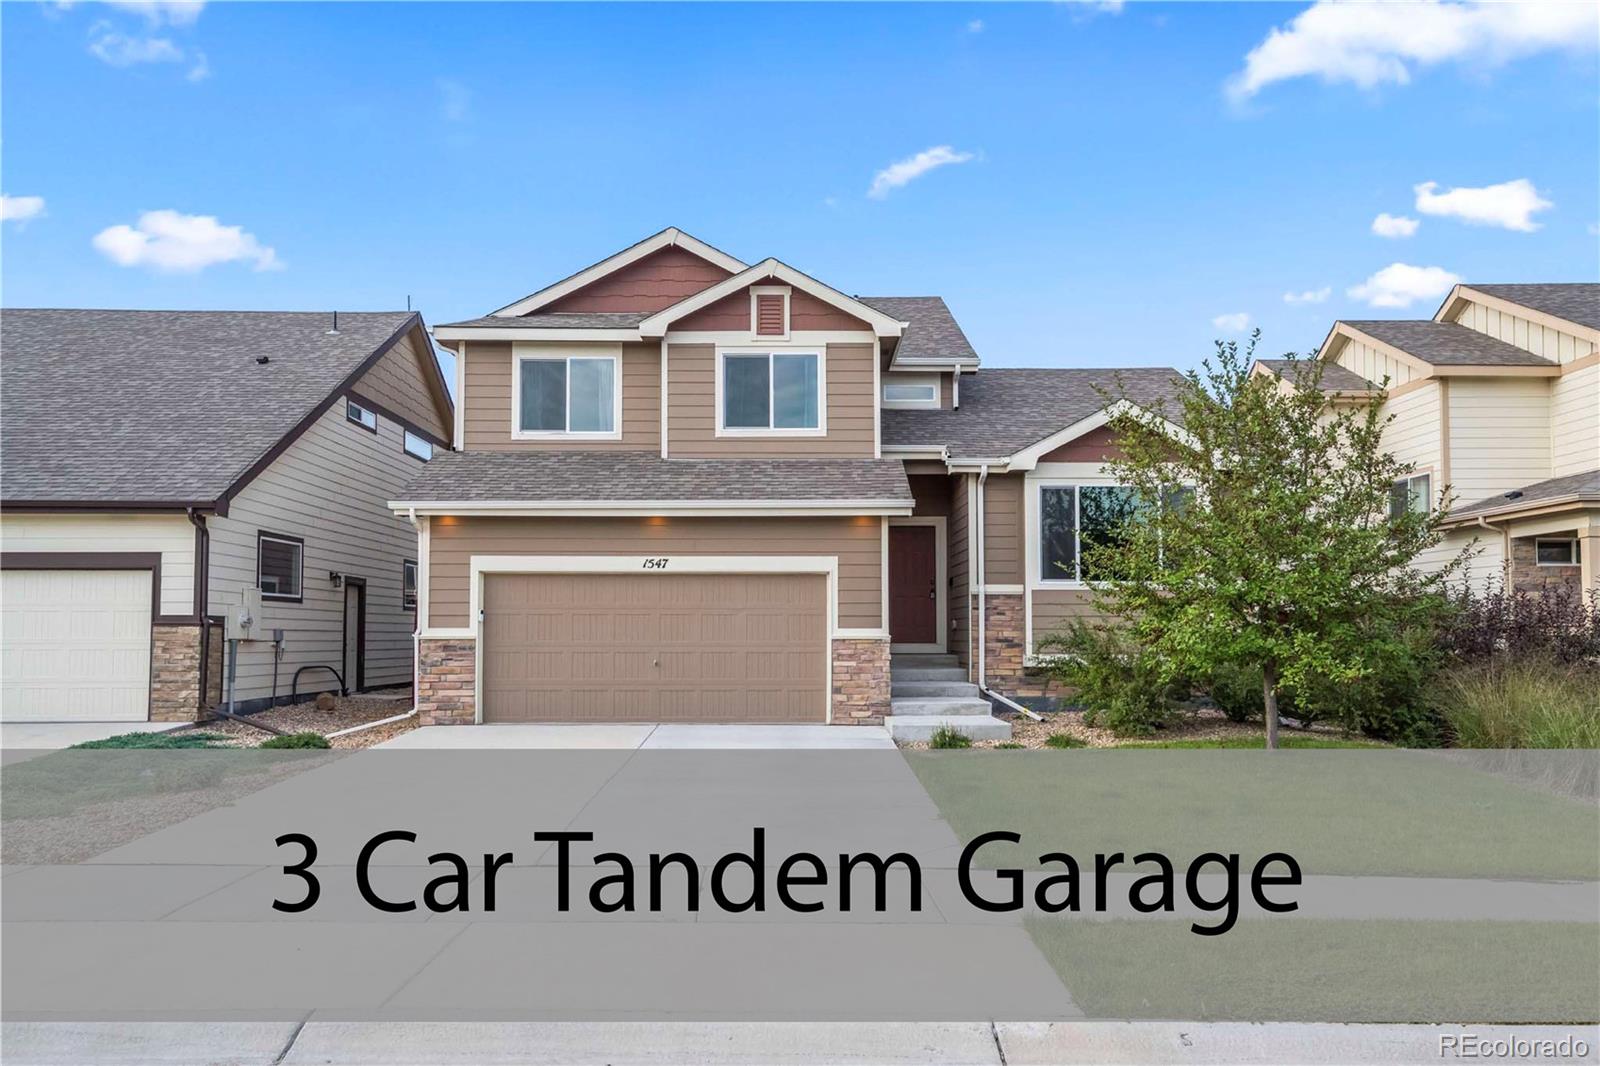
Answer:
[
  {"left": 1257, "top": 283, "right": 1599, "bottom": 600},
  {"left": 0, "top": 309, "right": 454, "bottom": 722},
  {"left": 401, "top": 228, "right": 1183, "bottom": 737}
]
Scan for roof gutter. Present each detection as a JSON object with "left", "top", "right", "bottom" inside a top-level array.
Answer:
[
  {"left": 388, "top": 499, "right": 916, "bottom": 517},
  {"left": 1442, "top": 494, "right": 1599, "bottom": 528}
]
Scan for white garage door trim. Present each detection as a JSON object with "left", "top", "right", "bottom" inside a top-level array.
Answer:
[
  {"left": 464, "top": 555, "right": 842, "bottom": 723},
  {"left": 1, "top": 568, "right": 155, "bottom": 722}
]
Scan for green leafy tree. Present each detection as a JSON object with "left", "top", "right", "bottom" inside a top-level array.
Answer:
[{"left": 1085, "top": 333, "right": 1463, "bottom": 748}]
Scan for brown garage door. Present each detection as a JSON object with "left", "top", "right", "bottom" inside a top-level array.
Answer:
[{"left": 482, "top": 572, "right": 829, "bottom": 723}]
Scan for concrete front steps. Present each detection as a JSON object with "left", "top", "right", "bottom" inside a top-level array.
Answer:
[{"left": 885, "top": 654, "right": 1012, "bottom": 743}]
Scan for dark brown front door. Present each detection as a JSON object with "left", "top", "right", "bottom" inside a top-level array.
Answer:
[{"left": 889, "top": 524, "right": 938, "bottom": 647}]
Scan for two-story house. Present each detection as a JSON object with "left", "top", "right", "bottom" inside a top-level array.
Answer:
[
  {"left": 1258, "top": 283, "right": 1599, "bottom": 600},
  {"left": 1, "top": 309, "right": 454, "bottom": 723},
  {"left": 398, "top": 228, "right": 1184, "bottom": 737}
]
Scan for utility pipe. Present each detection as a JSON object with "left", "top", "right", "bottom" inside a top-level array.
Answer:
[
  {"left": 407, "top": 507, "right": 424, "bottom": 716},
  {"left": 976, "top": 465, "right": 989, "bottom": 691},
  {"left": 1476, "top": 515, "right": 1511, "bottom": 583}
]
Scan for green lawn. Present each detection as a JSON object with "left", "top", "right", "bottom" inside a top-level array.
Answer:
[
  {"left": 70, "top": 731, "right": 230, "bottom": 749},
  {"left": 905, "top": 749, "right": 1599, "bottom": 879},
  {"left": 1026, "top": 917, "right": 1600, "bottom": 1023}
]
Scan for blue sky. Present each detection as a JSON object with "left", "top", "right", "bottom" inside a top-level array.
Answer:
[{"left": 3, "top": 1, "right": 1596, "bottom": 378}]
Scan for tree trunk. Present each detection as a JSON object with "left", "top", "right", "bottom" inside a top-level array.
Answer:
[{"left": 1262, "top": 662, "right": 1280, "bottom": 751}]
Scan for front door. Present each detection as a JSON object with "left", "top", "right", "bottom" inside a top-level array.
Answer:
[{"left": 889, "top": 524, "right": 939, "bottom": 649}]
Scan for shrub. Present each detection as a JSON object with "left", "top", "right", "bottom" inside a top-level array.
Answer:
[
  {"left": 928, "top": 726, "right": 972, "bottom": 749},
  {"left": 1431, "top": 658, "right": 1600, "bottom": 749},
  {"left": 1038, "top": 622, "right": 1181, "bottom": 736},
  {"left": 259, "top": 731, "right": 331, "bottom": 750},
  {"left": 994, "top": 742, "right": 1025, "bottom": 749},
  {"left": 71, "top": 731, "right": 229, "bottom": 750},
  {"left": 1441, "top": 584, "right": 1600, "bottom": 665},
  {"left": 1207, "top": 662, "right": 1264, "bottom": 722},
  {"left": 1043, "top": 733, "right": 1087, "bottom": 749}
]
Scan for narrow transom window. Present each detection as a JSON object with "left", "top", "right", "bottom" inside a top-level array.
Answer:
[
  {"left": 346, "top": 399, "right": 377, "bottom": 432},
  {"left": 882, "top": 374, "right": 941, "bottom": 409},
  {"left": 721, "top": 351, "right": 820, "bottom": 431},
  {"left": 1535, "top": 539, "right": 1579, "bottom": 566},
  {"left": 403, "top": 430, "right": 433, "bottom": 461},
  {"left": 517, "top": 355, "right": 617, "bottom": 435},
  {"left": 257, "top": 532, "right": 304, "bottom": 601},
  {"left": 1388, "top": 474, "right": 1431, "bottom": 522}
]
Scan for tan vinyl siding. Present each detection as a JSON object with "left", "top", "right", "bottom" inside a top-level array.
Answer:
[
  {"left": 1552, "top": 362, "right": 1600, "bottom": 477},
  {"left": 1381, "top": 381, "right": 1442, "bottom": 478},
  {"left": 207, "top": 403, "right": 421, "bottom": 701},
  {"left": 1447, "top": 377, "right": 1552, "bottom": 503},
  {"left": 983, "top": 474, "right": 1024, "bottom": 585},
  {"left": 1030, "top": 588, "right": 1108, "bottom": 651},
  {"left": 463, "top": 341, "right": 661, "bottom": 451},
  {"left": 1337, "top": 336, "right": 1418, "bottom": 388},
  {"left": 542, "top": 246, "right": 733, "bottom": 314},
  {"left": 351, "top": 327, "right": 451, "bottom": 443},
  {"left": 1450, "top": 299, "right": 1597, "bottom": 366},
  {"left": 0, "top": 513, "right": 195, "bottom": 617},
  {"left": 427, "top": 515, "right": 883, "bottom": 631},
  {"left": 665, "top": 342, "right": 875, "bottom": 457},
  {"left": 1416, "top": 526, "right": 1504, "bottom": 586},
  {"left": 949, "top": 474, "right": 970, "bottom": 666}
]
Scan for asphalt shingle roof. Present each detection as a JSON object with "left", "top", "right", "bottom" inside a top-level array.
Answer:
[
  {"left": 1467, "top": 284, "right": 1600, "bottom": 332},
  {"left": 438, "top": 312, "right": 650, "bottom": 329},
  {"left": 858, "top": 296, "right": 979, "bottom": 365},
  {"left": 882, "top": 367, "right": 1187, "bottom": 459},
  {"left": 1449, "top": 468, "right": 1600, "bottom": 519},
  {"left": 1342, "top": 320, "right": 1555, "bottom": 367},
  {"left": 395, "top": 452, "right": 913, "bottom": 504},
  {"left": 1, "top": 308, "right": 422, "bottom": 505},
  {"left": 1256, "top": 358, "right": 1376, "bottom": 391}
]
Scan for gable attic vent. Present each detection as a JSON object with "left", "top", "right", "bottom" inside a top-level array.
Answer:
[{"left": 755, "top": 293, "right": 785, "bottom": 336}]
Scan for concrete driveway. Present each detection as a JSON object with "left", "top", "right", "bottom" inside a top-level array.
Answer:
[
  {"left": 0, "top": 720, "right": 181, "bottom": 751},
  {"left": 375, "top": 722, "right": 895, "bottom": 750}
]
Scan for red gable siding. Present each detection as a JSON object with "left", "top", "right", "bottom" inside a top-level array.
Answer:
[{"left": 541, "top": 246, "right": 733, "bottom": 314}]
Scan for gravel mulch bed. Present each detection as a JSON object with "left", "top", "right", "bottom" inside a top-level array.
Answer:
[
  {"left": 901, "top": 706, "right": 1359, "bottom": 750},
  {"left": 202, "top": 695, "right": 416, "bottom": 749}
]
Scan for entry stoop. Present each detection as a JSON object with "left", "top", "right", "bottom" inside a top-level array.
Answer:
[{"left": 887, "top": 654, "right": 1012, "bottom": 742}]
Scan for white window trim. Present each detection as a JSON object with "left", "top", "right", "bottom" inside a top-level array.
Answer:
[
  {"left": 257, "top": 533, "right": 304, "bottom": 602},
  {"left": 881, "top": 372, "right": 941, "bottom": 410},
  {"left": 1390, "top": 471, "right": 1433, "bottom": 519},
  {"left": 888, "top": 516, "right": 948, "bottom": 654},
  {"left": 1024, "top": 467, "right": 1132, "bottom": 590},
  {"left": 402, "top": 558, "right": 419, "bottom": 610},
  {"left": 749, "top": 284, "right": 791, "bottom": 341},
  {"left": 1534, "top": 538, "right": 1580, "bottom": 566},
  {"left": 346, "top": 399, "right": 377, "bottom": 431},
  {"left": 510, "top": 342, "right": 624, "bottom": 441},
  {"left": 714, "top": 346, "right": 828, "bottom": 438},
  {"left": 403, "top": 430, "right": 433, "bottom": 461}
]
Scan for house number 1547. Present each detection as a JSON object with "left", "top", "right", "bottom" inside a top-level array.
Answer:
[{"left": 642, "top": 558, "right": 669, "bottom": 569}]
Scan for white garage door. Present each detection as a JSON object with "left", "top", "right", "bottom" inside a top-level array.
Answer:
[{"left": 1, "top": 570, "right": 152, "bottom": 722}]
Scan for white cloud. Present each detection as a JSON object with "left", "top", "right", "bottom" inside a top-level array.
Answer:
[
  {"left": 1347, "top": 263, "right": 1460, "bottom": 309},
  {"left": 1212, "top": 312, "right": 1252, "bottom": 333},
  {"left": 88, "top": 25, "right": 183, "bottom": 66},
  {"left": 92, "top": 210, "right": 282, "bottom": 273},
  {"left": 966, "top": 18, "right": 984, "bottom": 33},
  {"left": 1282, "top": 287, "right": 1331, "bottom": 305},
  {"left": 1589, "top": 222, "right": 1599, "bottom": 237},
  {"left": 1371, "top": 213, "right": 1419, "bottom": 239},
  {"left": 437, "top": 78, "right": 470, "bottom": 122},
  {"left": 1413, "top": 178, "right": 1551, "bottom": 232},
  {"left": 185, "top": 50, "right": 209, "bottom": 81},
  {"left": 1, "top": 195, "right": 46, "bottom": 224},
  {"left": 55, "top": 1, "right": 204, "bottom": 25},
  {"left": 1227, "top": 0, "right": 1597, "bottom": 101},
  {"left": 868, "top": 146, "right": 975, "bottom": 200},
  {"left": 1060, "top": 0, "right": 1124, "bottom": 13}
]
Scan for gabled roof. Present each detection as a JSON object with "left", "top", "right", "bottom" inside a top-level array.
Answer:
[
  {"left": 391, "top": 452, "right": 913, "bottom": 514},
  {"left": 1255, "top": 358, "right": 1377, "bottom": 392},
  {"left": 1447, "top": 468, "right": 1600, "bottom": 522},
  {"left": 859, "top": 297, "right": 979, "bottom": 366},
  {"left": 489, "top": 227, "right": 747, "bottom": 318},
  {"left": 638, "top": 259, "right": 904, "bottom": 338},
  {"left": 1339, "top": 320, "right": 1556, "bottom": 367},
  {"left": 1451, "top": 284, "right": 1600, "bottom": 332},
  {"left": 0, "top": 309, "right": 439, "bottom": 509},
  {"left": 439, "top": 312, "right": 650, "bottom": 330},
  {"left": 882, "top": 367, "right": 1187, "bottom": 461}
]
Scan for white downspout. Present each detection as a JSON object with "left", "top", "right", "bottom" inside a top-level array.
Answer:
[
  {"left": 976, "top": 465, "right": 988, "bottom": 690},
  {"left": 401, "top": 507, "right": 424, "bottom": 723},
  {"left": 1477, "top": 514, "right": 1511, "bottom": 585}
]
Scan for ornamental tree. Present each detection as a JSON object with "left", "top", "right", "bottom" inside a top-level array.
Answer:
[{"left": 1087, "top": 333, "right": 1464, "bottom": 748}]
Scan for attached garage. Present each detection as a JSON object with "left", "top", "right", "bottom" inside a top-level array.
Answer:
[
  {"left": 0, "top": 569, "right": 153, "bottom": 722},
  {"left": 481, "top": 571, "right": 829, "bottom": 723}
]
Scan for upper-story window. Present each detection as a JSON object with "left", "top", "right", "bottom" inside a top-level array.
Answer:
[
  {"left": 882, "top": 373, "right": 940, "bottom": 410},
  {"left": 514, "top": 353, "right": 620, "bottom": 439},
  {"left": 403, "top": 430, "right": 433, "bottom": 461},
  {"left": 1388, "top": 473, "right": 1431, "bottom": 521},
  {"left": 346, "top": 399, "right": 377, "bottom": 432},
  {"left": 718, "top": 350, "right": 823, "bottom": 435}
]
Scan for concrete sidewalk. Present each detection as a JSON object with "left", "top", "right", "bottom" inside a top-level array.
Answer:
[
  {"left": 0, "top": 721, "right": 180, "bottom": 751},
  {"left": 374, "top": 722, "right": 895, "bottom": 750},
  {"left": 4, "top": 1020, "right": 1594, "bottom": 1064}
]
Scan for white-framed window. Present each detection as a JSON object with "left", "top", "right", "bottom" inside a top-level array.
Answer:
[
  {"left": 346, "top": 399, "right": 377, "bottom": 432},
  {"left": 881, "top": 373, "right": 941, "bottom": 410},
  {"left": 513, "top": 353, "right": 621, "bottom": 439},
  {"left": 402, "top": 559, "right": 418, "bottom": 609},
  {"left": 403, "top": 430, "right": 433, "bottom": 461},
  {"left": 1037, "top": 484, "right": 1147, "bottom": 583},
  {"left": 1535, "top": 538, "right": 1580, "bottom": 566},
  {"left": 717, "top": 349, "right": 824, "bottom": 435},
  {"left": 257, "top": 531, "right": 304, "bottom": 602},
  {"left": 1388, "top": 473, "right": 1432, "bottom": 522}
]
